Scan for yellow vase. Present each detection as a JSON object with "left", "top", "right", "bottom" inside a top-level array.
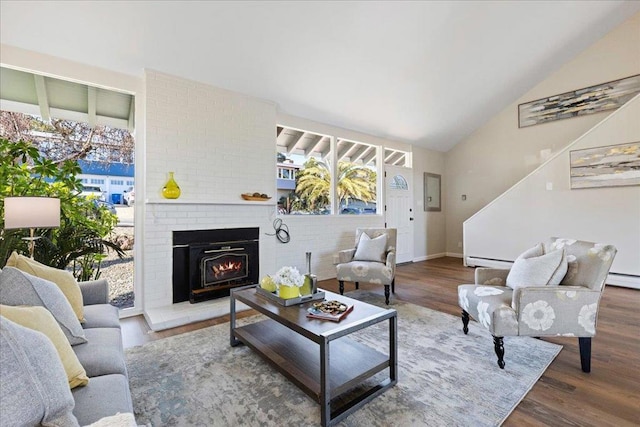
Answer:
[
  {"left": 162, "top": 172, "right": 181, "bottom": 199},
  {"left": 278, "top": 285, "right": 300, "bottom": 300}
]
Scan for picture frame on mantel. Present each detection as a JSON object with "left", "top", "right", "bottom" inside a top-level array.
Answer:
[
  {"left": 570, "top": 142, "right": 640, "bottom": 189},
  {"left": 518, "top": 74, "right": 640, "bottom": 128}
]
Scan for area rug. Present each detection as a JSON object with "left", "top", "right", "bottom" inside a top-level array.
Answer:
[{"left": 125, "top": 291, "right": 562, "bottom": 426}]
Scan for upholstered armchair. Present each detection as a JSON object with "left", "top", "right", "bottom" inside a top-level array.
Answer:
[
  {"left": 458, "top": 237, "right": 617, "bottom": 372},
  {"left": 336, "top": 228, "right": 397, "bottom": 304}
]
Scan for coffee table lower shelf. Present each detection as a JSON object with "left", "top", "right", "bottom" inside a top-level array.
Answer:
[{"left": 234, "top": 319, "right": 391, "bottom": 418}]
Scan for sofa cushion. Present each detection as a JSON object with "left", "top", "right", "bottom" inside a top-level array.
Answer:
[
  {"left": 72, "top": 374, "right": 133, "bottom": 426},
  {"left": 0, "top": 316, "right": 80, "bottom": 427},
  {"left": 0, "top": 267, "right": 87, "bottom": 345},
  {"left": 6, "top": 251, "right": 85, "bottom": 322},
  {"left": 83, "top": 304, "right": 121, "bottom": 329},
  {"left": 73, "top": 328, "right": 127, "bottom": 377},
  {"left": 353, "top": 232, "right": 387, "bottom": 262},
  {"left": 1, "top": 305, "right": 89, "bottom": 389},
  {"left": 506, "top": 244, "right": 567, "bottom": 289},
  {"left": 336, "top": 260, "right": 394, "bottom": 285}
]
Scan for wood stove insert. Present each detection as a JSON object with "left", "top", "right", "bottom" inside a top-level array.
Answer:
[{"left": 173, "top": 228, "right": 259, "bottom": 303}]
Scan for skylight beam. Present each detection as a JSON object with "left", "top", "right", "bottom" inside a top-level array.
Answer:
[
  {"left": 307, "top": 135, "right": 325, "bottom": 158},
  {"left": 88, "top": 87, "right": 97, "bottom": 128},
  {"left": 33, "top": 75, "right": 51, "bottom": 122},
  {"left": 287, "top": 131, "right": 307, "bottom": 155}
]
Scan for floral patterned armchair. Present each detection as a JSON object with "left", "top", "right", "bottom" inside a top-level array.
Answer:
[
  {"left": 336, "top": 228, "right": 397, "bottom": 304},
  {"left": 458, "top": 237, "right": 617, "bottom": 372}
]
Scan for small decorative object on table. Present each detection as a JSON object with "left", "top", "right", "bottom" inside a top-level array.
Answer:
[
  {"left": 307, "top": 300, "right": 354, "bottom": 322},
  {"left": 241, "top": 193, "right": 271, "bottom": 201},
  {"left": 257, "top": 265, "right": 325, "bottom": 306},
  {"left": 162, "top": 171, "right": 181, "bottom": 199},
  {"left": 300, "top": 251, "right": 318, "bottom": 296},
  {"left": 273, "top": 266, "right": 304, "bottom": 299}
]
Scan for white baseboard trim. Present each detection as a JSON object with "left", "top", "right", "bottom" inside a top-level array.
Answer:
[
  {"left": 607, "top": 274, "right": 640, "bottom": 289},
  {"left": 446, "top": 252, "right": 464, "bottom": 258},
  {"left": 413, "top": 253, "right": 447, "bottom": 262},
  {"left": 466, "top": 256, "right": 640, "bottom": 289},
  {"left": 466, "top": 257, "right": 512, "bottom": 269}
]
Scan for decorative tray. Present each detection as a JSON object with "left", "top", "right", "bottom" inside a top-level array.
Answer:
[
  {"left": 241, "top": 193, "right": 271, "bottom": 201},
  {"left": 255, "top": 287, "right": 325, "bottom": 306}
]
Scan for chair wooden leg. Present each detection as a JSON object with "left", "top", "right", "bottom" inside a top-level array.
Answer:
[
  {"left": 391, "top": 278, "right": 395, "bottom": 293},
  {"left": 493, "top": 336, "right": 505, "bottom": 369},
  {"left": 462, "top": 310, "right": 469, "bottom": 335},
  {"left": 355, "top": 282, "right": 359, "bottom": 290},
  {"left": 579, "top": 337, "right": 592, "bottom": 373},
  {"left": 384, "top": 284, "right": 390, "bottom": 305},
  {"left": 338, "top": 280, "right": 345, "bottom": 295}
]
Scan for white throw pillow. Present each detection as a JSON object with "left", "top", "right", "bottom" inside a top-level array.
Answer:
[
  {"left": 353, "top": 232, "right": 388, "bottom": 263},
  {"left": 506, "top": 244, "right": 568, "bottom": 289}
]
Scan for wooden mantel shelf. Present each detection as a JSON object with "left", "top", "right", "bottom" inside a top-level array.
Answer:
[{"left": 145, "top": 199, "right": 276, "bottom": 206}]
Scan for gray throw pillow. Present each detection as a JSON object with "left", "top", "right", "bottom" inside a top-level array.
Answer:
[
  {"left": 0, "top": 267, "right": 87, "bottom": 345},
  {"left": 0, "top": 316, "right": 80, "bottom": 427},
  {"left": 353, "top": 232, "right": 388, "bottom": 263},
  {"left": 506, "top": 245, "right": 568, "bottom": 289}
]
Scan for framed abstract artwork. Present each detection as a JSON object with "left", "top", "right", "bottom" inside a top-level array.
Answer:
[
  {"left": 519, "top": 74, "right": 640, "bottom": 128},
  {"left": 570, "top": 142, "right": 640, "bottom": 189}
]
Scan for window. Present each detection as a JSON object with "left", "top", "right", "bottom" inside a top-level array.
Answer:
[
  {"left": 276, "top": 126, "right": 332, "bottom": 215},
  {"left": 126, "top": 180, "right": 134, "bottom": 186},
  {"left": 384, "top": 149, "right": 408, "bottom": 167},
  {"left": 276, "top": 126, "right": 381, "bottom": 215},
  {"left": 336, "top": 138, "right": 377, "bottom": 215},
  {"left": 389, "top": 175, "right": 408, "bottom": 190},
  {"left": 110, "top": 179, "right": 124, "bottom": 185},
  {"left": 90, "top": 178, "right": 105, "bottom": 185},
  {"left": 278, "top": 167, "right": 296, "bottom": 180}
]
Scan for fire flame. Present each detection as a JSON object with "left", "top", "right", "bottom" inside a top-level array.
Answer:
[{"left": 212, "top": 260, "right": 243, "bottom": 278}]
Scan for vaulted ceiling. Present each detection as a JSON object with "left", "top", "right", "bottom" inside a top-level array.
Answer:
[{"left": 1, "top": 1, "right": 639, "bottom": 151}]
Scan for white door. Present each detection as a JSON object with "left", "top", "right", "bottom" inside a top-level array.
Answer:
[{"left": 385, "top": 165, "right": 414, "bottom": 264}]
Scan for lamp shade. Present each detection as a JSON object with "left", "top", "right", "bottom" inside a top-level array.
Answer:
[{"left": 4, "top": 197, "right": 61, "bottom": 229}]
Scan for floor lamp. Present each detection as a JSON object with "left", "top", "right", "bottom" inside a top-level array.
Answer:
[{"left": 3, "top": 197, "right": 61, "bottom": 258}]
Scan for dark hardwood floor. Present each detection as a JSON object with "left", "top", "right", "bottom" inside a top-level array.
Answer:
[{"left": 121, "top": 257, "right": 640, "bottom": 426}]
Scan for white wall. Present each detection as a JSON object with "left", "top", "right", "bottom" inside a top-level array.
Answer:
[
  {"left": 464, "top": 95, "right": 640, "bottom": 277},
  {"left": 445, "top": 12, "right": 640, "bottom": 254},
  {"left": 412, "top": 146, "right": 447, "bottom": 259}
]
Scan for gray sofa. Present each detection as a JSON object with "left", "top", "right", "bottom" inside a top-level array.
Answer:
[{"left": 71, "top": 278, "right": 134, "bottom": 425}]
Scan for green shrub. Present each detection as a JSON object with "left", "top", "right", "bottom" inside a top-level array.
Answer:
[{"left": 0, "top": 138, "right": 123, "bottom": 280}]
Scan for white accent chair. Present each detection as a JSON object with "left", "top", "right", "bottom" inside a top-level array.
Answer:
[
  {"left": 336, "top": 228, "right": 397, "bottom": 305},
  {"left": 458, "top": 237, "right": 617, "bottom": 372}
]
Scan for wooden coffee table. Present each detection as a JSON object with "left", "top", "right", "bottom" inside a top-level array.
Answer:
[{"left": 230, "top": 285, "right": 397, "bottom": 427}]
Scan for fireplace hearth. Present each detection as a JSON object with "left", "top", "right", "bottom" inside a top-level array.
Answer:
[{"left": 173, "top": 228, "right": 259, "bottom": 303}]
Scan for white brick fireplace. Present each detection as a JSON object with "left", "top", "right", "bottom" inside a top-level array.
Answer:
[{"left": 141, "top": 70, "right": 383, "bottom": 330}]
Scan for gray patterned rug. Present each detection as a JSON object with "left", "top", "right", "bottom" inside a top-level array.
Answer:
[{"left": 125, "top": 291, "right": 562, "bottom": 426}]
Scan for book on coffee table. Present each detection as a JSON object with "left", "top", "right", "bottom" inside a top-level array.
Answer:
[{"left": 306, "top": 300, "right": 354, "bottom": 322}]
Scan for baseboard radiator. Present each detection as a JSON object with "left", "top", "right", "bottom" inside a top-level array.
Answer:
[{"left": 465, "top": 256, "right": 640, "bottom": 290}]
